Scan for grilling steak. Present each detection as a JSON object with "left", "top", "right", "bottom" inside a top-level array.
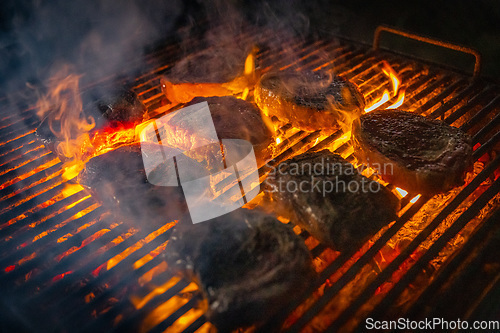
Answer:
[
  {"left": 161, "top": 46, "right": 255, "bottom": 105},
  {"left": 265, "top": 150, "right": 399, "bottom": 251},
  {"left": 351, "top": 109, "right": 473, "bottom": 195},
  {"left": 85, "top": 87, "right": 147, "bottom": 128},
  {"left": 160, "top": 96, "right": 274, "bottom": 167},
  {"left": 166, "top": 209, "right": 314, "bottom": 332},
  {"left": 254, "top": 69, "right": 365, "bottom": 133},
  {"left": 77, "top": 143, "right": 190, "bottom": 228}
]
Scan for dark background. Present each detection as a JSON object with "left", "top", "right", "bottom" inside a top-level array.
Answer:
[
  {"left": 244, "top": 0, "right": 500, "bottom": 79},
  {"left": 1, "top": 0, "right": 499, "bottom": 97}
]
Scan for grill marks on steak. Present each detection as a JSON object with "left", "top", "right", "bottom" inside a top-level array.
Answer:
[
  {"left": 352, "top": 110, "right": 473, "bottom": 194},
  {"left": 265, "top": 150, "right": 399, "bottom": 252},
  {"left": 166, "top": 209, "right": 314, "bottom": 332},
  {"left": 254, "top": 70, "right": 365, "bottom": 133}
]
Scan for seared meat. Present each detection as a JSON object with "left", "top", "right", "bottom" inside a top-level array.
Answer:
[
  {"left": 77, "top": 143, "right": 189, "bottom": 228},
  {"left": 166, "top": 209, "right": 314, "bottom": 332},
  {"left": 254, "top": 70, "right": 365, "bottom": 133},
  {"left": 86, "top": 87, "right": 146, "bottom": 127},
  {"left": 158, "top": 96, "right": 274, "bottom": 168},
  {"left": 161, "top": 47, "right": 255, "bottom": 105},
  {"left": 191, "top": 96, "right": 274, "bottom": 166},
  {"left": 265, "top": 150, "right": 399, "bottom": 252},
  {"left": 351, "top": 109, "right": 473, "bottom": 195}
]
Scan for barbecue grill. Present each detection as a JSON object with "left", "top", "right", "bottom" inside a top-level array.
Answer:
[{"left": 1, "top": 23, "right": 499, "bottom": 333}]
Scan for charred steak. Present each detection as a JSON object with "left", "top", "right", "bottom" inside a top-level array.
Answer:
[
  {"left": 254, "top": 69, "right": 365, "bottom": 133},
  {"left": 351, "top": 109, "right": 473, "bottom": 195},
  {"left": 77, "top": 143, "right": 189, "bottom": 228},
  {"left": 166, "top": 209, "right": 314, "bottom": 332},
  {"left": 85, "top": 87, "right": 146, "bottom": 127},
  {"left": 189, "top": 96, "right": 274, "bottom": 166},
  {"left": 159, "top": 96, "right": 274, "bottom": 168},
  {"left": 265, "top": 150, "right": 399, "bottom": 252}
]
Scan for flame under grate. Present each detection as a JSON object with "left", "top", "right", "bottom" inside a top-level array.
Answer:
[{"left": 0, "top": 26, "right": 499, "bottom": 333}]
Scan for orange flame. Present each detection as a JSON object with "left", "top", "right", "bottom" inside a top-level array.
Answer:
[
  {"left": 161, "top": 49, "right": 257, "bottom": 107},
  {"left": 364, "top": 61, "right": 406, "bottom": 113},
  {"left": 36, "top": 66, "right": 151, "bottom": 183},
  {"left": 244, "top": 51, "right": 255, "bottom": 76},
  {"left": 36, "top": 66, "right": 95, "bottom": 160},
  {"left": 387, "top": 90, "right": 405, "bottom": 109},
  {"left": 365, "top": 91, "right": 391, "bottom": 113}
]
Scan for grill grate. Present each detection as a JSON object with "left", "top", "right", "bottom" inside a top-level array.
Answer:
[{"left": 0, "top": 26, "right": 499, "bottom": 332}]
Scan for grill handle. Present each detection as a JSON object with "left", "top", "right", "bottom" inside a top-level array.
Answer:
[{"left": 373, "top": 25, "right": 481, "bottom": 79}]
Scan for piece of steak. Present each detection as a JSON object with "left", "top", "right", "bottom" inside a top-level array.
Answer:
[
  {"left": 161, "top": 46, "right": 256, "bottom": 105},
  {"left": 157, "top": 96, "right": 274, "bottom": 168},
  {"left": 84, "top": 87, "right": 147, "bottom": 128},
  {"left": 254, "top": 69, "right": 365, "bottom": 133},
  {"left": 191, "top": 96, "right": 274, "bottom": 166},
  {"left": 351, "top": 109, "right": 473, "bottom": 195},
  {"left": 77, "top": 143, "right": 189, "bottom": 228},
  {"left": 166, "top": 209, "right": 314, "bottom": 332},
  {"left": 264, "top": 150, "right": 399, "bottom": 252}
]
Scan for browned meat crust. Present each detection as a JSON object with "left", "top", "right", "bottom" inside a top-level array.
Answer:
[
  {"left": 166, "top": 209, "right": 315, "bottom": 332},
  {"left": 77, "top": 143, "right": 189, "bottom": 228},
  {"left": 265, "top": 150, "right": 399, "bottom": 252},
  {"left": 351, "top": 109, "right": 473, "bottom": 194},
  {"left": 254, "top": 69, "right": 365, "bottom": 133},
  {"left": 163, "top": 96, "right": 274, "bottom": 167}
]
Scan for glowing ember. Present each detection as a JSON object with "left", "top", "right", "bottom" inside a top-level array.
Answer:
[
  {"left": 61, "top": 183, "right": 83, "bottom": 197},
  {"left": 52, "top": 270, "right": 73, "bottom": 282},
  {"left": 328, "top": 131, "right": 352, "bottom": 152},
  {"left": 276, "top": 137, "right": 282, "bottom": 144}
]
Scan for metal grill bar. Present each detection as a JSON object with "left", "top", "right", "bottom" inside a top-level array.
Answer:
[
  {"left": 348, "top": 176, "right": 500, "bottom": 332},
  {"left": 380, "top": 194, "right": 500, "bottom": 326}
]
